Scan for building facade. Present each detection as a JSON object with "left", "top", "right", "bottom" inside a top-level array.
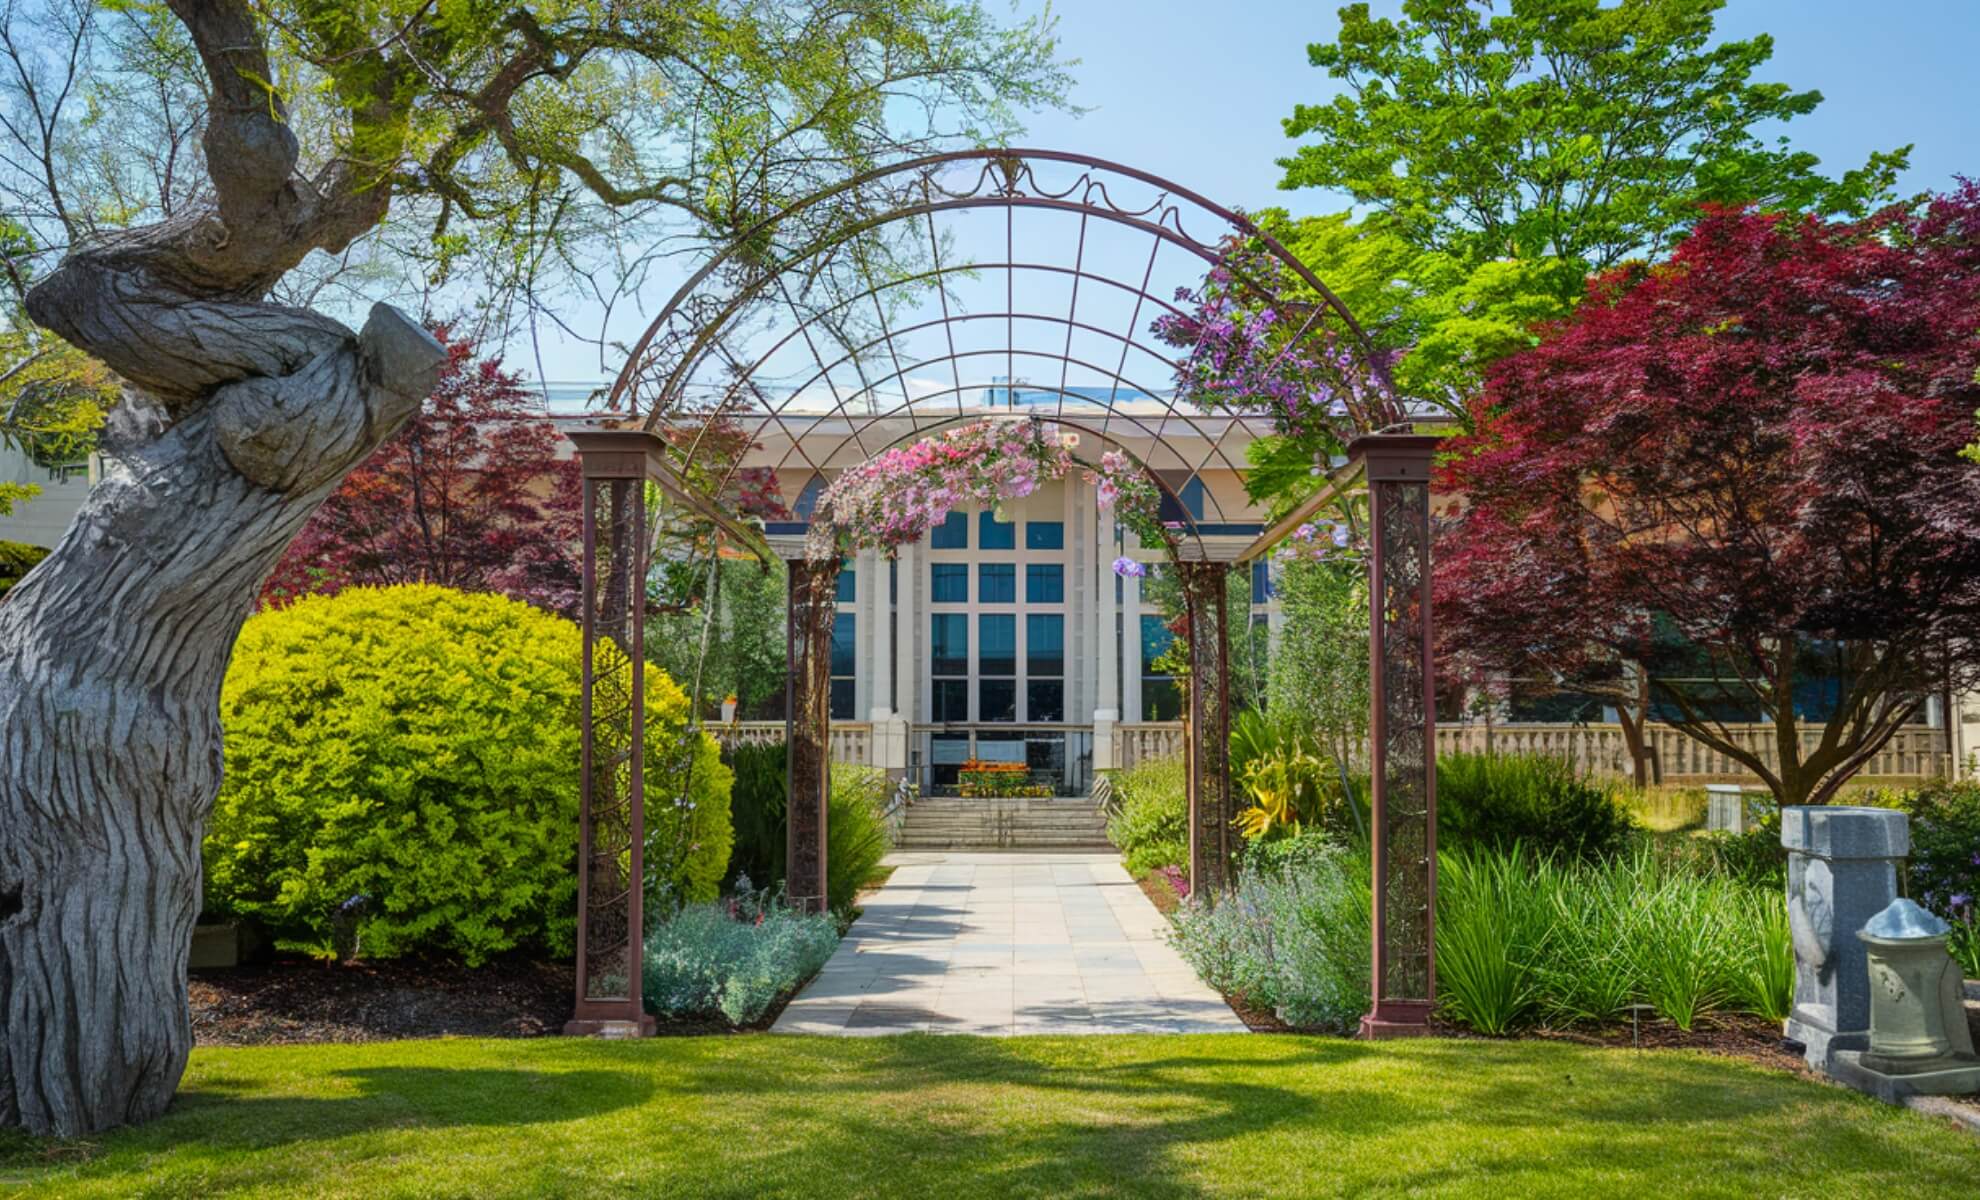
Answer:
[{"left": 742, "top": 398, "right": 1279, "bottom": 797}]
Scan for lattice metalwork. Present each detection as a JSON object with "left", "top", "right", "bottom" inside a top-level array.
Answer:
[
  {"left": 785, "top": 559, "right": 840, "bottom": 912},
  {"left": 606, "top": 149, "right": 1402, "bottom": 562},
  {"left": 1181, "top": 561, "right": 1235, "bottom": 895},
  {"left": 572, "top": 473, "right": 650, "bottom": 1024},
  {"left": 568, "top": 432, "right": 660, "bottom": 1036},
  {"left": 1358, "top": 435, "right": 1440, "bottom": 1037}
]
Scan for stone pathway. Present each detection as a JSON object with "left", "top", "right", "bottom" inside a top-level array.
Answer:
[{"left": 773, "top": 851, "right": 1247, "bottom": 1036}]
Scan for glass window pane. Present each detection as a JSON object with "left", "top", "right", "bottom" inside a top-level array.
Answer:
[
  {"left": 979, "top": 563, "right": 1015, "bottom": 603},
  {"left": 1027, "top": 613, "right": 1064, "bottom": 677},
  {"left": 1158, "top": 476, "right": 1206, "bottom": 523},
  {"left": 1140, "top": 613, "right": 1175, "bottom": 665},
  {"left": 1251, "top": 560, "right": 1272, "bottom": 604},
  {"left": 795, "top": 474, "right": 825, "bottom": 520},
  {"left": 930, "top": 510, "right": 967, "bottom": 548},
  {"left": 1026, "top": 563, "right": 1064, "bottom": 604},
  {"left": 979, "top": 509, "right": 1015, "bottom": 549},
  {"left": 979, "top": 614, "right": 1015, "bottom": 676},
  {"left": 830, "top": 678, "right": 856, "bottom": 721},
  {"left": 1025, "top": 521, "right": 1063, "bottom": 550},
  {"left": 973, "top": 735, "right": 1024, "bottom": 762},
  {"left": 1141, "top": 678, "right": 1182, "bottom": 721},
  {"left": 932, "top": 679, "right": 969, "bottom": 722},
  {"left": 979, "top": 678, "right": 1016, "bottom": 722},
  {"left": 931, "top": 613, "right": 968, "bottom": 676},
  {"left": 930, "top": 563, "right": 968, "bottom": 603},
  {"left": 1027, "top": 680, "right": 1064, "bottom": 722},
  {"left": 836, "top": 566, "right": 855, "bottom": 602},
  {"left": 831, "top": 612, "right": 856, "bottom": 676}
]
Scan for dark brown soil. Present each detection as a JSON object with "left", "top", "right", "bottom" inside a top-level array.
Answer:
[
  {"left": 1522, "top": 1011, "right": 1808, "bottom": 1074},
  {"left": 189, "top": 958, "right": 574, "bottom": 1046},
  {"left": 187, "top": 957, "right": 813, "bottom": 1045},
  {"left": 1134, "top": 871, "right": 1181, "bottom": 916}
]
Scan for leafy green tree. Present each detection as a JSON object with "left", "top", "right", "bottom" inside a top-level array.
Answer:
[
  {"left": 0, "top": 0, "right": 1068, "bottom": 1136},
  {"left": 1249, "top": 0, "right": 1910, "bottom": 439},
  {"left": 1280, "top": 0, "right": 1907, "bottom": 276}
]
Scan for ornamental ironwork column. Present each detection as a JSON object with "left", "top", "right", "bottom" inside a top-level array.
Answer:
[
  {"left": 567, "top": 430, "right": 660, "bottom": 1037},
  {"left": 1181, "top": 560, "right": 1234, "bottom": 895},
  {"left": 1350, "top": 434, "right": 1440, "bottom": 1039},
  {"left": 786, "top": 557, "right": 840, "bottom": 913}
]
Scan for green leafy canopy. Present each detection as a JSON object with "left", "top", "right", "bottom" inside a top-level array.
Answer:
[{"left": 1279, "top": 0, "right": 1910, "bottom": 273}]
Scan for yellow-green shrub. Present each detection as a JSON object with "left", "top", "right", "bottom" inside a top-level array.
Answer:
[{"left": 208, "top": 584, "right": 731, "bottom": 963}]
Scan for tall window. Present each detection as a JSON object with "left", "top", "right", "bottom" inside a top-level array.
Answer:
[
  {"left": 930, "top": 562, "right": 968, "bottom": 603},
  {"left": 931, "top": 613, "right": 968, "bottom": 721},
  {"left": 1141, "top": 613, "right": 1180, "bottom": 721},
  {"left": 979, "top": 614, "right": 1016, "bottom": 721},
  {"left": 930, "top": 510, "right": 967, "bottom": 549},
  {"left": 1027, "top": 614, "right": 1065, "bottom": 721},
  {"left": 979, "top": 563, "right": 1015, "bottom": 603},
  {"left": 979, "top": 509, "right": 1015, "bottom": 549},
  {"left": 1026, "top": 563, "right": 1063, "bottom": 603},
  {"left": 831, "top": 612, "right": 856, "bottom": 719}
]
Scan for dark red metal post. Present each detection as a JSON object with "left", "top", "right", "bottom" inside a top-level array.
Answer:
[
  {"left": 567, "top": 429, "right": 662, "bottom": 1037},
  {"left": 785, "top": 557, "right": 839, "bottom": 913},
  {"left": 1351, "top": 434, "right": 1440, "bottom": 1039},
  {"left": 1181, "top": 560, "right": 1235, "bottom": 895}
]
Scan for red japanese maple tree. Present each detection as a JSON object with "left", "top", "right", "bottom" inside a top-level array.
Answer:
[
  {"left": 1437, "top": 188, "right": 1980, "bottom": 806},
  {"left": 265, "top": 326, "right": 583, "bottom": 616}
]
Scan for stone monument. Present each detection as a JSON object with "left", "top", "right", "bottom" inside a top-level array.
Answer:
[
  {"left": 1828, "top": 898, "right": 1980, "bottom": 1103},
  {"left": 1781, "top": 805, "right": 1908, "bottom": 1069}
]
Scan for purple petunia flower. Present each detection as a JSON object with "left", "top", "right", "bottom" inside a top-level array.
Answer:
[{"left": 1112, "top": 556, "right": 1146, "bottom": 578}]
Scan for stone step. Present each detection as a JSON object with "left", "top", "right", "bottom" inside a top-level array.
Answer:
[{"left": 897, "top": 797, "right": 1117, "bottom": 850}]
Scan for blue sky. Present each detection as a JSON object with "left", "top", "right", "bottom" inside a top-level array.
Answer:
[
  {"left": 527, "top": 1, "right": 1978, "bottom": 384},
  {"left": 1013, "top": 0, "right": 1975, "bottom": 218}
]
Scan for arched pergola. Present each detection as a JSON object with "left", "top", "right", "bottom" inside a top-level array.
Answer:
[{"left": 565, "top": 150, "right": 1439, "bottom": 1041}]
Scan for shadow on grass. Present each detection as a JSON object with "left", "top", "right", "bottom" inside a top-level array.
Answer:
[
  {"left": 1, "top": 1064, "right": 656, "bottom": 1174},
  {"left": 10, "top": 1036, "right": 1974, "bottom": 1198}
]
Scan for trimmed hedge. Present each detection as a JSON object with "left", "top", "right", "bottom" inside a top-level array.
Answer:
[{"left": 208, "top": 584, "right": 731, "bottom": 963}]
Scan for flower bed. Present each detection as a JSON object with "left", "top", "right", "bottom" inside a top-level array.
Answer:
[{"left": 957, "top": 760, "right": 1053, "bottom": 799}]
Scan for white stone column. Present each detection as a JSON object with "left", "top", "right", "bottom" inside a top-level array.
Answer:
[
  {"left": 867, "top": 545, "right": 892, "bottom": 721},
  {"left": 1093, "top": 511, "right": 1121, "bottom": 770},
  {"left": 895, "top": 542, "right": 917, "bottom": 720},
  {"left": 1121, "top": 554, "right": 1142, "bottom": 730}
]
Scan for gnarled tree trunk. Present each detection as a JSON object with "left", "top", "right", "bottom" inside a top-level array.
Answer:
[
  {"left": 0, "top": 308, "right": 441, "bottom": 1136},
  {"left": 0, "top": 0, "right": 442, "bottom": 1136}
]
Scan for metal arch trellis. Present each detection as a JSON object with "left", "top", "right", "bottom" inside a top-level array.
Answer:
[{"left": 566, "top": 148, "right": 1440, "bottom": 1040}]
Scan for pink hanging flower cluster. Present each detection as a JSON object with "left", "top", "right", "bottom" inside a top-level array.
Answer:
[
  {"left": 807, "top": 420, "right": 1075, "bottom": 560},
  {"left": 1086, "top": 449, "right": 1173, "bottom": 558}
]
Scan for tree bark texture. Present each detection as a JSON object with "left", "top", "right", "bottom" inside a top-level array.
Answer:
[{"left": 0, "top": 1, "right": 443, "bottom": 1135}]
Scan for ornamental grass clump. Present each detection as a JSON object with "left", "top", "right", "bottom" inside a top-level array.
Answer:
[
  {"left": 642, "top": 884, "right": 841, "bottom": 1027},
  {"left": 1433, "top": 847, "right": 1791, "bottom": 1034},
  {"left": 1176, "top": 841, "right": 1791, "bottom": 1036}
]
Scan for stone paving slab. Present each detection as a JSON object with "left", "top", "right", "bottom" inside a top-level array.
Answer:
[{"left": 773, "top": 851, "right": 1247, "bottom": 1036}]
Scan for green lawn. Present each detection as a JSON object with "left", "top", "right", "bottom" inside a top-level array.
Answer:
[{"left": 4, "top": 1035, "right": 1974, "bottom": 1198}]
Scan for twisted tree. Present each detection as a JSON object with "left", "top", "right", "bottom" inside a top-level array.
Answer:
[{"left": 0, "top": 0, "right": 1065, "bottom": 1135}]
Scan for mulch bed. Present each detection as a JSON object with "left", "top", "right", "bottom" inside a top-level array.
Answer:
[
  {"left": 190, "top": 958, "right": 574, "bottom": 1046},
  {"left": 190, "top": 956, "right": 820, "bottom": 1046}
]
